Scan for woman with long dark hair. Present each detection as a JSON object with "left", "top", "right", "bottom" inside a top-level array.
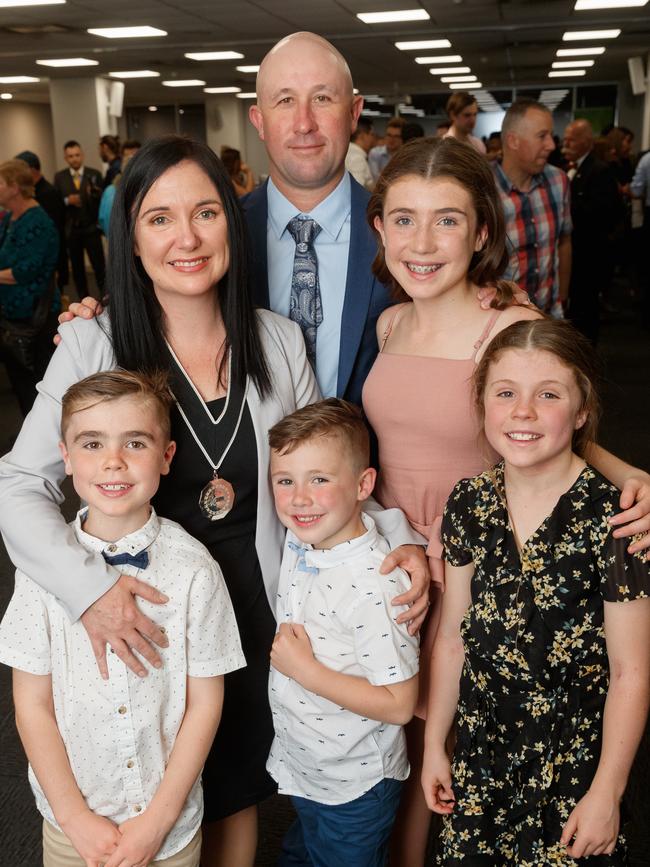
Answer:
[{"left": 0, "top": 135, "right": 318, "bottom": 866}]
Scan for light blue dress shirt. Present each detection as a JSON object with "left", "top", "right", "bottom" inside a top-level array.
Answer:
[
  {"left": 631, "top": 151, "right": 650, "bottom": 208},
  {"left": 266, "top": 174, "right": 351, "bottom": 398}
]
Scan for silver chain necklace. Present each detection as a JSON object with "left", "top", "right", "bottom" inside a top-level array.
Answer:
[{"left": 166, "top": 342, "right": 249, "bottom": 521}]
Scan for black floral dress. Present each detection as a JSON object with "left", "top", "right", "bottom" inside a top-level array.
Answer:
[{"left": 439, "top": 463, "right": 650, "bottom": 866}]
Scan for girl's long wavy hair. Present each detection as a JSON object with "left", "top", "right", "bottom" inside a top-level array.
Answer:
[{"left": 367, "top": 136, "right": 517, "bottom": 308}]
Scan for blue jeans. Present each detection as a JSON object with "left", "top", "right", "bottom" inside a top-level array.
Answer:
[{"left": 278, "top": 777, "right": 403, "bottom": 867}]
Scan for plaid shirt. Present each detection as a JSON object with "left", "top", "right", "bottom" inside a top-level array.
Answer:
[{"left": 493, "top": 162, "right": 572, "bottom": 316}]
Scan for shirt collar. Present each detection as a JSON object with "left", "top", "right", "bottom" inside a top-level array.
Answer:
[
  {"left": 576, "top": 152, "right": 589, "bottom": 169},
  {"left": 290, "top": 511, "right": 380, "bottom": 570},
  {"left": 73, "top": 507, "right": 160, "bottom": 557},
  {"left": 69, "top": 166, "right": 84, "bottom": 177},
  {"left": 494, "top": 160, "right": 545, "bottom": 193},
  {"left": 267, "top": 172, "right": 351, "bottom": 242}
]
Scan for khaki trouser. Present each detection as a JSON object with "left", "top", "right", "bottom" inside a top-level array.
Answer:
[{"left": 42, "top": 820, "right": 201, "bottom": 867}]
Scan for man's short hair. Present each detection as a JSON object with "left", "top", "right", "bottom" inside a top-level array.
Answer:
[
  {"left": 63, "top": 140, "right": 81, "bottom": 151},
  {"left": 61, "top": 369, "right": 174, "bottom": 441},
  {"left": 386, "top": 116, "right": 405, "bottom": 132},
  {"left": 268, "top": 398, "right": 369, "bottom": 471},
  {"left": 446, "top": 91, "right": 477, "bottom": 118},
  {"left": 14, "top": 150, "right": 40, "bottom": 171},
  {"left": 502, "top": 99, "right": 550, "bottom": 138}
]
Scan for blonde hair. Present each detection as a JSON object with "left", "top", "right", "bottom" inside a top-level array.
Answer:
[
  {"left": 268, "top": 398, "right": 369, "bottom": 471},
  {"left": 61, "top": 369, "right": 174, "bottom": 441},
  {"left": 0, "top": 159, "right": 35, "bottom": 198},
  {"left": 473, "top": 319, "right": 601, "bottom": 457}
]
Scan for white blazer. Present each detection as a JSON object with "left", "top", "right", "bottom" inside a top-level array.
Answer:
[{"left": 0, "top": 310, "right": 422, "bottom": 620}]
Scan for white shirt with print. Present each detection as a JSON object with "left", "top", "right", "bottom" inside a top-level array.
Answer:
[
  {"left": 0, "top": 509, "right": 245, "bottom": 860},
  {"left": 267, "top": 512, "right": 419, "bottom": 804}
]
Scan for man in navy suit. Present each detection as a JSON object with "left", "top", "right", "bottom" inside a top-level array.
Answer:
[{"left": 245, "top": 32, "right": 392, "bottom": 406}]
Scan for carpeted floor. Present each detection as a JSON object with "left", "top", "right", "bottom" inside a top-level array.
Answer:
[{"left": 1, "top": 284, "right": 649, "bottom": 865}]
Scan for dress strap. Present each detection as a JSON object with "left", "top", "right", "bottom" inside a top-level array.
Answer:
[
  {"left": 380, "top": 303, "right": 408, "bottom": 352},
  {"left": 471, "top": 309, "right": 503, "bottom": 361}
]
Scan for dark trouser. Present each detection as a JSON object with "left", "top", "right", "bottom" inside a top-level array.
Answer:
[
  {"left": 67, "top": 227, "right": 105, "bottom": 297},
  {"left": 279, "top": 778, "right": 403, "bottom": 867},
  {"left": 0, "top": 313, "right": 57, "bottom": 416},
  {"left": 567, "top": 250, "right": 602, "bottom": 345}
]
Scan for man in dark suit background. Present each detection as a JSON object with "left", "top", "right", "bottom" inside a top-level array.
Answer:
[
  {"left": 563, "top": 119, "right": 622, "bottom": 343},
  {"left": 54, "top": 140, "right": 105, "bottom": 298},
  {"left": 14, "top": 149, "right": 68, "bottom": 291}
]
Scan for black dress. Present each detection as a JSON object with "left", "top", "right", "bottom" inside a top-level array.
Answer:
[
  {"left": 154, "top": 363, "right": 277, "bottom": 821},
  {"left": 438, "top": 463, "right": 650, "bottom": 866}
]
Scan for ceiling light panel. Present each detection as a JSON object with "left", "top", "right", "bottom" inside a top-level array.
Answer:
[
  {"left": 358, "top": 9, "right": 430, "bottom": 23},
  {"left": 109, "top": 70, "right": 160, "bottom": 78},
  {"left": 0, "top": 0, "right": 65, "bottom": 6},
  {"left": 548, "top": 69, "right": 587, "bottom": 76},
  {"left": 36, "top": 58, "right": 98, "bottom": 67},
  {"left": 562, "top": 29, "right": 620, "bottom": 39},
  {"left": 429, "top": 66, "right": 471, "bottom": 74},
  {"left": 236, "top": 65, "right": 260, "bottom": 73},
  {"left": 0, "top": 75, "right": 39, "bottom": 83},
  {"left": 395, "top": 39, "right": 451, "bottom": 50},
  {"left": 185, "top": 51, "right": 244, "bottom": 60},
  {"left": 204, "top": 86, "right": 241, "bottom": 93},
  {"left": 556, "top": 47, "right": 606, "bottom": 55},
  {"left": 552, "top": 60, "right": 595, "bottom": 67},
  {"left": 236, "top": 92, "right": 257, "bottom": 98},
  {"left": 441, "top": 75, "right": 477, "bottom": 82},
  {"left": 415, "top": 55, "right": 462, "bottom": 64},
  {"left": 88, "top": 26, "right": 167, "bottom": 38},
  {"left": 575, "top": 0, "right": 647, "bottom": 8},
  {"left": 162, "top": 79, "right": 206, "bottom": 87},
  {"left": 449, "top": 82, "right": 482, "bottom": 89}
]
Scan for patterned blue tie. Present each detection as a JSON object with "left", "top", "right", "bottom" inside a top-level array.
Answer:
[{"left": 287, "top": 217, "right": 323, "bottom": 368}]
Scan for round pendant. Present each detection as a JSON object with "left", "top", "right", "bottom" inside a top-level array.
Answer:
[{"left": 199, "top": 476, "right": 235, "bottom": 521}]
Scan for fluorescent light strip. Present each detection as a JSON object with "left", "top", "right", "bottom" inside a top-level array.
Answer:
[
  {"left": 0, "top": 0, "right": 65, "bottom": 5},
  {"left": 358, "top": 9, "right": 430, "bottom": 23},
  {"left": 109, "top": 70, "right": 160, "bottom": 78},
  {"left": 88, "top": 26, "right": 167, "bottom": 38},
  {"left": 0, "top": 75, "right": 39, "bottom": 83},
  {"left": 556, "top": 46, "right": 605, "bottom": 55},
  {"left": 415, "top": 55, "right": 462, "bottom": 64},
  {"left": 450, "top": 81, "right": 482, "bottom": 89},
  {"left": 562, "top": 29, "right": 620, "bottom": 39},
  {"left": 575, "top": 0, "right": 647, "bottom": 8},
  {"left": 548, "top": 69, "right": 586, "bottom": 76},
  {"left": 185, "top": 51, "right": 244, "bottom": 60},
  {"left": 552, "top": 59, "right": 595, "bottom": 67},
  {"left": 441, "top": 75, "right": 477, "bottom": 82},
  {"left": 430, "top": 66, "right": 471, "bottom": 74},
  {"left": 395, "top": 39, "right": 451, "bottom": 50},
  {"left": 162, "top": 79, "right": 206, "bottom": 87},
  {"left": 204, "top": 86, "right": 241, "bottom": 93},
  {"left": 236, "top": 92, "right": 256, "bottom": 98},
  {"left": 236, "top": 65, "right": 260, "bottom": 73},
  {"left": 36, "top": 58, "right": 98, "bottom": 67}
]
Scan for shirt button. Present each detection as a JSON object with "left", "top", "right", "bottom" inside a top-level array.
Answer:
[
  {"left": 118, "top": 705, "right": 127, "bottom": 715},
  {"left": 107, "top": 544, "right": 117, "bottom": 553},
  {"left": 126, "top": 760, "right": 134, "bottom": 769},
  {"left": 133, "top": 804, "right": 142, "bottom": 813}
]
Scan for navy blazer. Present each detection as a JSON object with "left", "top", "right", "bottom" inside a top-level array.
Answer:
[{"left": 242, "top": 175, "right": 393, "bottom": 406}]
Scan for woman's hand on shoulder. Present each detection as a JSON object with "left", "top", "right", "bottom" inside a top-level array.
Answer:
[{"left": 54, "top": 297, "right": 103, "bottom": 346}]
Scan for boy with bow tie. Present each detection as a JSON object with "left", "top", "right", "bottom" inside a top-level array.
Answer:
[
  {"left": 267, "top": 399, "right": 419, "bottom": 866},
  {"left": 0, "top": 370, "right": 244, "bottom": 867}
]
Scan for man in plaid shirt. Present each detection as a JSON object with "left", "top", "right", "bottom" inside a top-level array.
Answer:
[{"left": 493, "top": 99, "right": 572, "bottom": 317}]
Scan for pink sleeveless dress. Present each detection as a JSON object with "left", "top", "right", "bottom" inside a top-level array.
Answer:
[{"left": 362, "top": 303, "right": 500, "bottom": 716}]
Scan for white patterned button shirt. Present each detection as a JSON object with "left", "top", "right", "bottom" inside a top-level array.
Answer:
[
  {"left": 0, "top": 509, "right": 245, "bottom": 860},
  {"left": 267, "top": 512, "right": 419, "bottom": 804}
]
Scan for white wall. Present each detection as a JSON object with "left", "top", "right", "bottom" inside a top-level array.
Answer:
[{"left": 0, "top": 100, "right": 56, "bottom": 180}]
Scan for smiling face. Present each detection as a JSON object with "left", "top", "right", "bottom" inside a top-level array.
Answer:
[
  {"left": 271, "top": 435, "right": 375, "bottom": 549},
  {"left": 374, "top": 175, "right": 486, "bottom": 303},
  {"left": 133, "top": 160, "right": 230, "bottom": 309},
  {"left": 482, "top": 348, "right": 587, "bottom": 474},
  {"left": 249, "top": 34, "right": 363, "bottom": 203},
  {"left": 60, "top": 395, "right": 175, "bottom": 540}
]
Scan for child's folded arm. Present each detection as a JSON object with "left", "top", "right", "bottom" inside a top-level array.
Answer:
[
  {"left": 105, "top": 674, "right": 224, "bottom": 867},
  {"left": 12, "top": 668, "right": 122, "bottom": 862},
  {"left": 271, "top": 621, "right": 418, "bottom": 725}
]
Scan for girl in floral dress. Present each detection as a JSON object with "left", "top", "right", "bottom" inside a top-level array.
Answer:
[{"left": 422, "top": 319, "right": 650, "bottom": 865}]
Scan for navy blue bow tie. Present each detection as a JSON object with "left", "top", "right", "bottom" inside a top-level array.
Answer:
[
  {"left": 287, "top": 540, "right": 319, "bottom": 575},
  {"left": 102, "top": 549, "right": 149, "bottom": 570}
]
